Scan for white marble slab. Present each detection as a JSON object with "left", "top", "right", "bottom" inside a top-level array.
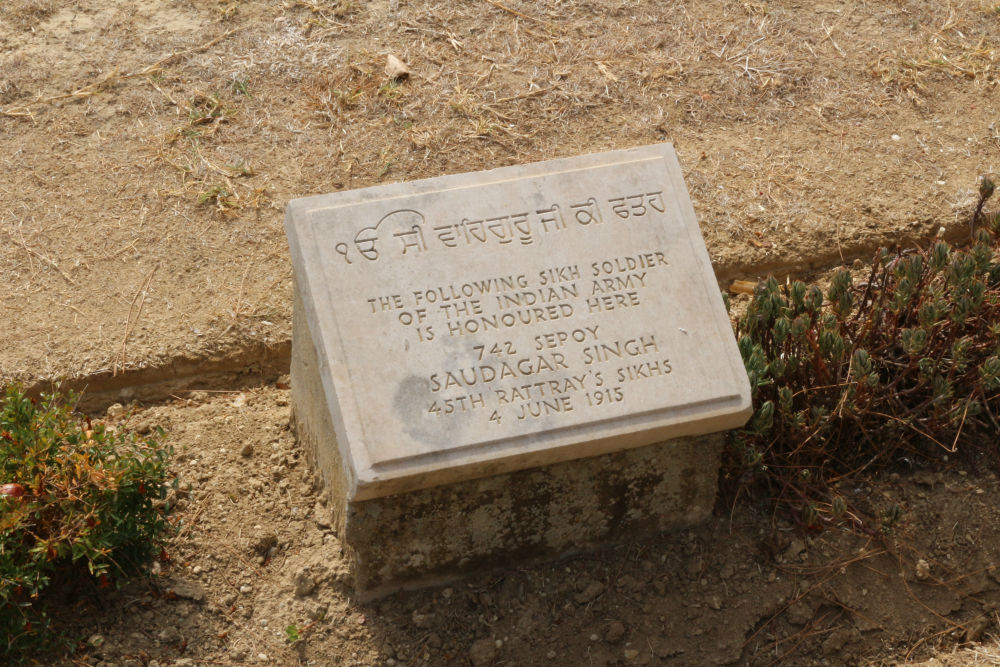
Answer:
[{"left": 286, "top": 144, "right": 751, "bottom": 500}]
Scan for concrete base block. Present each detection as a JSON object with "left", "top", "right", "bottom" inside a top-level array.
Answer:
[{"left": 343, "top": 434, "right": 722, "bottom": 599}]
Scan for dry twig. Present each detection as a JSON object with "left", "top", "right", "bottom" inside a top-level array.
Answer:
[
  {"left": 114, "top": 265, "right": 158, "bottom": 377},
  {"left": 480, "top": 0, "right": 560, "bottom": 32},
  {"left": 11, "top": 235, "right": 77, "bottom": 285}
]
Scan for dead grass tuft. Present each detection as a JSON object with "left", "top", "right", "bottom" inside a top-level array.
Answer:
[
  {"left": 874, "top": 7, "right": 999, "bottom": 94},
  {"left": 151, "top": 86, "right": 270, "bottom": 215},
  {"left": 877, "top": 40, "right": 999, "bottom": 92},
  {"left": 303, "top": 55, "right": 410, "bottom": 126},
  {"left": 0, "top": 0, "right": 55, "bottom": 30},
  {"left": 291, "top": 0, "right": 358, "bottom": 20}
]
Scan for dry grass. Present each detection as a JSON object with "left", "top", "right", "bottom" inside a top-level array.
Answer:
[
  {"left": 0, "top": 26, "right": 247, "bottom": 120},
  {"left": 0, "top": 0, "right": 56, "bottom": 30},
  {"left": 876, "top": 14, "right": 1000, "bottom": 94},
  {"left": 153, "top": 90, "right": 269, "bottom": 214},
  {"left": 0, "top": 0, "right": 998, "bottom": 393}
]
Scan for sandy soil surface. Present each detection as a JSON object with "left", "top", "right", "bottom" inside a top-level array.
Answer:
[
  {"left": 3, "top": 0, "right": 1000, "bottom": 665},
  {"left": 2, "top": 0, "right": 997, "bottom": 392}
]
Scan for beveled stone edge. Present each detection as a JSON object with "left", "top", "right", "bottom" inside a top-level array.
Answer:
[
  {"left": 349, "top": 398, "right": 750, "bottom": 500},
  {"left": 284, "top": 145, "right": 673, "bottom": 220}
]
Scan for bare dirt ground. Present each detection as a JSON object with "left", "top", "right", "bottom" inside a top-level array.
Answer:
[
  {"left": 2, "top": 0, "right": 1000, "bottom": 664},
  {"left": 48, "top": 387, "right": 1000, "bottom": 666}
]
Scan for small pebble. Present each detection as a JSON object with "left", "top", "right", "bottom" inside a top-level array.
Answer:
[
  {"left": 240, "top": 584, "right": 252, "bottom": 594},
  {"left": 293, "top": 569, "right": 317, "bottom": 597},
  {"left": 574, "top": 580, "right": 604, "bottom": 604},
  {"left": 469, "top": 638, "right": 496, "bottom": 667},
  {"left": 157, "top": 627, "right": 181, "bottom": 643}
]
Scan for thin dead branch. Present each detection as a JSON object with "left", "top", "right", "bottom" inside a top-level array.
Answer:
[{"left": 114, "top": 265, "right": 158, "bottom": 377}]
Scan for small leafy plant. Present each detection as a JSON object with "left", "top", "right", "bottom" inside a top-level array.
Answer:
[
  {"left": 727, "top": 177, "right": 1000, "bottom": 529},
  {"left": 0, "top": 386, "right": 173, "bottom": 657}
]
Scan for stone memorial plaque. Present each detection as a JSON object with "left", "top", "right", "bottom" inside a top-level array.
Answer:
[{"left": 286, "top": 144, "right": 751, "bottom": 501}]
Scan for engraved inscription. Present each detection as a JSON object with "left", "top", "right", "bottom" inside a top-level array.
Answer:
[
  {"left": 331, "top": 190, "right": 669, "bottom": 265},
  {"left": 290, "top": 146, "right": 751, "bottom": 479},
  {"left": 363, "top": 248, "right": 675, "bottom": 427}
]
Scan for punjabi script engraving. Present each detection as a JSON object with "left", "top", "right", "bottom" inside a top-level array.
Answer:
[{"left": 335, "top": 191, "right": 666, "bottom": 265}]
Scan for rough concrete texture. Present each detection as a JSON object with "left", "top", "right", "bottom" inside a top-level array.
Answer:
[
  {"left": 291, "top": 286, "right": 351, "bottom": 531},
  {"left": 343, "top": 433, "right": 723, "bottom": 599}
]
